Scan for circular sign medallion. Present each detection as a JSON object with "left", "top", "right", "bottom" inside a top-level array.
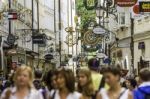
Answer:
[{"left": 83, "top": 30, "right": 102, "bottom": 46}]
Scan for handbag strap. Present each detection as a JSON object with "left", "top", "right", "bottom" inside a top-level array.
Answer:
[
  {"left": 51, "top": 90, "right": 56, "bottom": 99},
  {"left": 117, "top": 89, "right": 127, "bottom": 99}
]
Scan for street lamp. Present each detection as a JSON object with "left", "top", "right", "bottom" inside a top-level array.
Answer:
[{"left": 96, "top": 7, "right": 106, "bottom": 26}]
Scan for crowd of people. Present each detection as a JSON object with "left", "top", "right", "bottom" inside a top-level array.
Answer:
[{"left": 0, "top": 59, "right": 150, "bottom": 99}]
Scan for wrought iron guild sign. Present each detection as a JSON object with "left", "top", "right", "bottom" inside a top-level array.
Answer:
[
  {"left": 83, "top": 30, "right": 102, "bottom": 46},
  {"left": 84, "top": 0, "right": 98, "bottom": 10},
  {"left": 65, "top": 34, "right": 76, "bottom": 47},
  {"left": 7, "top": 34, "right": 16, "bottom": 45},
  {"left": 11, "top": 0, "right": 32, "bottom": 28}
]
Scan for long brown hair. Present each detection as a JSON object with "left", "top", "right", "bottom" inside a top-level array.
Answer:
[
  {"left": 77, "top": 69, "right": 94, "bottom": 96},
  {"left": 57, "top": 68, "right": 75, "bottom": 93}
]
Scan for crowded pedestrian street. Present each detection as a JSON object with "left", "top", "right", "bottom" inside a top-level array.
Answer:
[{"left": 0, "top": 0, "right": 150, "bottom": 99}]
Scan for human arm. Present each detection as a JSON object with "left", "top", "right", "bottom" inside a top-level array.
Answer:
[
  {"left": 96, "top": 93, "right": 102, "bottom": 99},
  {"left": 0, "top": 88, "right": 11, "bottom": 99},
  {"left": 128, "top": 91, "right": 133, "bottom": 99},
  {"left": 79, "top": 95, "right": 84, "bottom": 99}
]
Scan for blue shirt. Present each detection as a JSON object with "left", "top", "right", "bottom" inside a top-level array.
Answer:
[{"left": 133, "top": 82, "right": 150, "bottom": 99}]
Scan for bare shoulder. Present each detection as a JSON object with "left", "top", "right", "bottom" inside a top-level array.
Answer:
[
  {"left": 128, "top": 90, "right": 133, "bottom": 99},
  {"left": 96, "top": 93, "right": 102, "bottom": 99},
  {"left": 79, "top": 95, "right": 84, "bottom": 99},
  {"left": 0, "top": 88, "right": 12, "bottom": 99}
]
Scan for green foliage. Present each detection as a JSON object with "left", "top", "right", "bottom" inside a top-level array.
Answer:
[{"left": 76, "top": 0, "right": 96, "bottom": 31}]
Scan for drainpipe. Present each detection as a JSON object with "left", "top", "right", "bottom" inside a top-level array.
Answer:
[
  {"left": 37, "top": 0, "right": 39, "bottom": 67},
  {"left": 8, "top": 0, "right": 11, "bottom": 35},
  {"left": 32, "top": 0, "right": 34, "bottom": 51},
  {"left": 58, "top": 0, "right": 61, "bottom": 65},
  {"left": 0, "top": 37, "right": 4, "bottom": 73},
  {"left": 130, "top": 17, "right": 134, "bottom": 75},
  {"left": 54, "top": 0, "right": 56, "bottom": 51}
]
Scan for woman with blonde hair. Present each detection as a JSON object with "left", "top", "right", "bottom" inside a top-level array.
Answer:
[
  {"left": 77, "top": 69, "right": 96, "bottom": 99},
  {"left": 0, "top": 65, "right": 43, "bottom": 99}
]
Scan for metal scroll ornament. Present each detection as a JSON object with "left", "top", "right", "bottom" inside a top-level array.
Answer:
[
  {"left": 65, "top": 34, "right": 76, "bottom": 47},
  {"left": 83, "top": 0, "right": 98, "bottom": 10},
  {"left": 83, "top": 30, "right": 102, "bottom": 46}
]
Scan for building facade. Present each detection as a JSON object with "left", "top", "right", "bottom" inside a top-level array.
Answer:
[
  {"left": 110, "top": 7, "right": 132, "bottom": 72},
  {"left": 0, "top": 0, "right": 57, "bottom": 73},
  {"left": 134, "top": 16, "right": 150, "bottom": 74}
]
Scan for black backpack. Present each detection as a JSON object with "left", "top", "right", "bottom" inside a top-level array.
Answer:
[{"left": 139, "top": 88, "right": 150, "bottom": 99}]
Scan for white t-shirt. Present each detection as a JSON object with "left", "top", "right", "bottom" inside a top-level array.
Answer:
[
  {"left": 0, "top": 87, "right": 44, "bottom": 99},
  {"left": 99, "top": 88, "right": 129, "bottom": 99},
  {"left": 50, "top": 90, "right": 81, "bottom": 99}
]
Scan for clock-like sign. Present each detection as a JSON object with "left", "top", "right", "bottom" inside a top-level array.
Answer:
[{"left": 83, "top": 30, "right": 102, "bottom": 46}]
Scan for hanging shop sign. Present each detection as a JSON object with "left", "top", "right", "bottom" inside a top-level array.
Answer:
[
  {"left": 18, "top": 9, "right": 32, "bottom": 28},
  {"left": 65, "top": 27, "right": 75, "bottom": 34},
  {"left": 116, "top": 0, "right": 137, "bottom": 7},
  {"left": 65, "top": 34, "right": 76, "bottom": 47},
  {"left": 97, "top": 52, "right": 106, "bottom": 59},
  {"left": 8, "top": 12, "right": 18, "bottom": 20},
  {"left": 139, "top": 1, "right": 150, "bottom": 13},
  {"left": 133, "top": 5, "right": 140, "bottom": 14},
  {"left": 44, "top": 54, "right": 53, "bottom": 60},
  {"left": 82, "top": 44, "right": 101, "bottom": 52},
  {"left": 7, "top": 34, "right": 16, "bottom": 45},
  {"left": 93, "top": 27, "right": 106, "bottom": 35},
  {"left": 103, "top": 58, "right": 111, "bottom": 64},
  {"left": 83, "top": 0, "right": 98, "bottom": 10},
  {"left": 83, "top": 30, "right": 102, "bottom": 46},
  {"left": 138, "top": 42, "right": 145, "bottom": 49},
  {"left": 32, "top": 34, "right": 46, "bottom": 44}
]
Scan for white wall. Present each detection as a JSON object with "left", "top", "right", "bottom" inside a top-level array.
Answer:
[{"left": 134, "top": 16, "right": 150, "bottom": 72}]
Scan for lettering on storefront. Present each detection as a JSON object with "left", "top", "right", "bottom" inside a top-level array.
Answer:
[
  {"left": 139, "top": 2, "right": 150, "bottom": 12},
  {"left": 116, "top": 0, "right": 137, "bottom": 7}
]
